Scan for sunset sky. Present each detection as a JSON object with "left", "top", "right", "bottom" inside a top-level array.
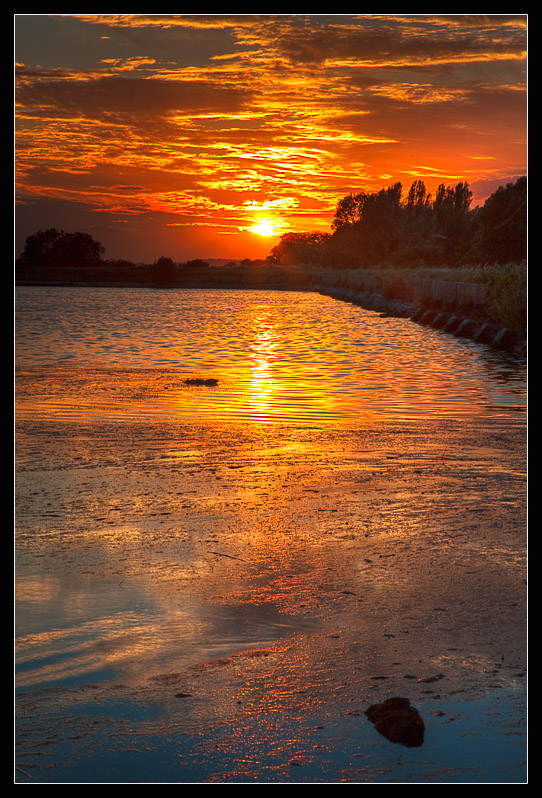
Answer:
[{"left": 15, "top": 14, "right": 527, "bottom": 263}]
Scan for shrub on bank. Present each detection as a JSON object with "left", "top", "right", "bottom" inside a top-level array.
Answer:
[{"left": 483, "top": 263, "right": 527, "bottom": 328}]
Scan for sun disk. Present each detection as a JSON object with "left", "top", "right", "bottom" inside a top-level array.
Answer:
[{"left": 250, "top": 221, "right": 276, "bottom": 236}]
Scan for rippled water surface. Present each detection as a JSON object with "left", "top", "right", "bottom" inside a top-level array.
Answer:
[{"left": 15, "top": 286, "right": 526, "bottom": 423}]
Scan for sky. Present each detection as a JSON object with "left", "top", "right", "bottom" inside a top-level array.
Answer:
[{"left": 15, "top": 14, "right": 527, "bottom": 263}]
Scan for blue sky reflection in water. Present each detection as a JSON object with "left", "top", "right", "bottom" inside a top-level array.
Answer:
[{"left": 15, "top": 286, "right": 526, "bottom": 424}]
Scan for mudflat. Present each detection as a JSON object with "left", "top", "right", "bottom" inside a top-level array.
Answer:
[{"left": 15, "top": 413, "right": 526, "bottom": 783}]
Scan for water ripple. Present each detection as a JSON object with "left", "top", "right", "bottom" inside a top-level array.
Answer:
[{"left": 15, "top": 286, "right": 526, "bottom": 424}]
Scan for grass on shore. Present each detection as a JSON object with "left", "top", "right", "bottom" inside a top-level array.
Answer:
[{"left": 295, "top": 261, "right": 526, "bottom": 285}]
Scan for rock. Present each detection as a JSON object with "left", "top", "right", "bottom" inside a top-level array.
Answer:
[
  {"left": 184, "top": 378, "right": 219, "bottom": 386},
  {"left": 365, "top": 696, "right": 425, "bottom": 748}
]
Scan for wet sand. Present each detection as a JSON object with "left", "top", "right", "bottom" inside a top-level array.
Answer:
[{"left": 15, "top": 412, "right": 527, "bottom": 783}]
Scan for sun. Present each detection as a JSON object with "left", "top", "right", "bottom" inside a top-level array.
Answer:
[{"left": 249, "top": 220, "right": 276, "bottom": 237}]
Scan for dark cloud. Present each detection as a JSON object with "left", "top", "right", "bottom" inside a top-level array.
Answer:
[
  {"left": 330, "top": 82, "right": 526, "bottom": 142},
  {"left": 17, "top": 74, "right": 252, "bottom": 118},
  {"left": 278, "top": 27, "right": 397, "bottom": 65},
  {"left": 274, "top": 17, "right": 526, "bottom": 65},
  {"left": 19, "top": 163, "right": 203, "bottom": 196},
  {"left": 94, "top": 19, "right": 242, "bottom": 67}
]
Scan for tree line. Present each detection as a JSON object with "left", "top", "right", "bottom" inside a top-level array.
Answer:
[
  {"left": 16, "top": 176, "right": 526, "bottom": 278},
  {"left": 270, "top": 176, "right": 526, "bottom": 269}
]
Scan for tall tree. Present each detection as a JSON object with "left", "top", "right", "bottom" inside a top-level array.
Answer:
[
  {"left": 151, "top": 255, "right": 176, "bottom": 285},
  {"left": 331, "top": 193, "right": 368, "bottom": 230},
  {"left": 20, "top": 228, "right": 105, "bottom": 268},
  {"left": 360, "top": 182, "right": 403, "bottom": 258},
  {"left": 475, "top": 176, "right": 526, "bottom": 263},
  {"left": 270, "top": 231, "right": 331, "bottom": 264},
  {"left": 433, "top": 181, "right": 473, "bottom": 263},
  {"left": 406, "top": 179, "right": 431, "bottom": 211}
]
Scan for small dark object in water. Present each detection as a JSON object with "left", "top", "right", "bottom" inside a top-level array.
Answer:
[
  {"left": 365, "top": 696, "right": 425, "bottom": 748},
  {"left": 184, "top": 378, "right": 219, "bottom": 387}
]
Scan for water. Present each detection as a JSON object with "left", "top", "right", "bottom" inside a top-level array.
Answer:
[
  {"left": 14, "top": 285, "right": 527, "bottom": 783},
  {"left": 15, "top": 286, "right": 526, "bottom": 424}
]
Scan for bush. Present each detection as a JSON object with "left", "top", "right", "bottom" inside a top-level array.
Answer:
[
  {"left": 182, "top": 259, "right": 209, "bottom": 268},
  {"left": 483, "top": 263, "right": 527, "bottom": 328}
]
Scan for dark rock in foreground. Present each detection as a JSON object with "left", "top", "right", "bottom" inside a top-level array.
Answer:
[
  {"left": 365, "top": 696, "right": 425, "bottom": 748},
  {"left": 184, "top": 378, "right": 219, "bottom": 386}
]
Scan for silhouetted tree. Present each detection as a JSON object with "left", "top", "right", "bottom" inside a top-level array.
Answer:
[
  {"left": 20, "top": 228, "right": 105, "bottom": 268},
  {"left": 406, "top": 179, "right": 431, "bottom": 211},
  {"left": 271, "top": 176, "right": 525, "bottom": 271},
  {"left": 362, "top": 182, "right": 404, "bottom": 258},
  {"left": 392, "top": 179, "right": 441, "bottom": 265},
  {"left": 151, "top": 255, "right": 176, "bottom": 285},
  {"left": 182, "top": 258, "right": 209, "bottom": 269},
  {"left": 433, "top": 181, "right": 473, "bottom": 263},
  {"left": 270, "top": 231, "right": 331, "bottom": 265},
  {"left": 331, "top": 193, "right": 368, "bottom": 231},
  {"left": 473, "top": 176, "right": 526, "bottom": 263},
  {"left": 328, "top": 183, "right": 404, "bottom": 266}
]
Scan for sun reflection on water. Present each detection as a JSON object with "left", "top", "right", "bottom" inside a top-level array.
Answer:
[{"left": 248, "top": 305, "right": 281, "bottom": 423}]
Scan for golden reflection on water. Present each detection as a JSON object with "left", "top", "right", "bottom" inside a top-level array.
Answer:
[
  {"left": 248, "top": 305, "right": 280, "bottom": 423},
  {"left": 15, "top": 285, "right": 527, "bottom": 425}
]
